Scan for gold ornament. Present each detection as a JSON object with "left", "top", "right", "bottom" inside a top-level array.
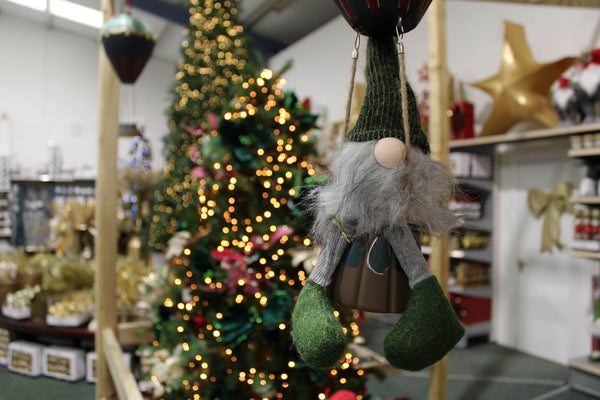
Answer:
[{"left": 472, "top": 21, "right": 576, "bottom": 136}]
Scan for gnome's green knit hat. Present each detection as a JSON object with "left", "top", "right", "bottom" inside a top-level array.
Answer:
[{"left": 347, "top": 36, "right": 430, "bottom": 154}]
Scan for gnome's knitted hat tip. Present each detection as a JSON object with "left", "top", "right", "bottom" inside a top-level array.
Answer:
[{"left": 347, "top": 36, "right": 430, "bottom": 154}]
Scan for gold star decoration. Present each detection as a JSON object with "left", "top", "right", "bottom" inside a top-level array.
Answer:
[{"left": 472, "top": 21, "right": 576, "bottom": 136}]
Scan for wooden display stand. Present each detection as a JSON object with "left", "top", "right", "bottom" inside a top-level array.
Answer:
[{"left": 0, "top": 314, "right": 153, "bottom": 347}]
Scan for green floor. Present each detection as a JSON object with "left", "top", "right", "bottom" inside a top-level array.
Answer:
[
  {"left": 362, "top": 317, "right": 598, "bottom": 400},
  {"left": 0, "top": 319, "right": 597, "bottom": 400}
]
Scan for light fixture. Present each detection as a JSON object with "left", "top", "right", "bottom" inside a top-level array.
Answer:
[
  {"left": 3, "top": 0, "right": 47, "bottom": 12},
  {"left": 4, "top": 0, "right": 103, "bottom": 28},
  {"left": 48, "top": 0, "right": 103, "bottom": 28}
]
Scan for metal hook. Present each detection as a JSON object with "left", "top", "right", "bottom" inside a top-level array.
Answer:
[
  {"left": 396, "top": 17, "right": 405, "bottom": 54},
  {"left": 396, "top": 17, "right": 405, "bottom": 40},
  {"left": 352, "top": 31, "right": 361, "bottom": 59}
]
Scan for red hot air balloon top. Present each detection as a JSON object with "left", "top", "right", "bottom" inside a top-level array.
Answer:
[{"left": 332, "top": 0, "right": 433, "bottom": 37}]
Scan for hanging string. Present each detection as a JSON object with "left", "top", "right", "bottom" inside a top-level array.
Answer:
[
  {"left": 343, "top": 32, "right": 361, "bottom": 135},
  {"left": 397, "top": 20, "right": 412, "bottom": 191}
]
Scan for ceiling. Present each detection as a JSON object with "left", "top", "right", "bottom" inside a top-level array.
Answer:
[
  {"left": 160, "top": 0, "right": 341, "bottom": 46},
  {"left": 0, "top": 0, "right": 340, "bottom": 62}
]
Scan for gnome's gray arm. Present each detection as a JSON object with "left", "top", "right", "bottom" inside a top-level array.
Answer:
[
  {"left": 308, "top": 228, "right": 348, "bottom": 287},
  {"left": 385, "top": 225, "right": 432, "bottom": 289}
]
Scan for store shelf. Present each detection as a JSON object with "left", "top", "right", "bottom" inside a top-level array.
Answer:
[
  {"left": 568, "top": 148, "right": 600, "bottom": 158},
  {"left": 0, "top": 314, "right": 153, "bottom": 347},
  {"left": 11, "top": 176, "right": 95, "bottom": 183},
  {"left": 449, "top": 285, "right": 492, "bottom": 298},
  {"left": 569, "top": 357, "right": 600, "bottom": 397},
  {"left": 450, "top": 123, "right": 600, "bottom": 151},
  {"left": 570, "top": 357, "right": 600, "bottom": 376},
  {"left": 570, "top": 249, "right": 600, "bottom": 260},
  {"left": 457, "top": 177, "right": 493, "bottom": 192},
  {"left": 422, "top": 246, "right": 492, "bottom": 263},
  {"left": 456, "top": 321, "right": 490, "bottom": 349},
  {"left": 571, "top": 196, "right": 600, "bottom": 205},
  {"left": 461, "top": 219, "right": 493, "bottom": 232}
]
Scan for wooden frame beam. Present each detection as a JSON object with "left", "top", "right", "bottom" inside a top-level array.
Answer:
[
  {"left": 427, "top": 0, "right": 451, "bottom": 399},
  {"left": 95, "top": 0, "right": 120, "bottom": 398},
  {"left": 103, "top": 328, "right": 144, "bottom": 400}
]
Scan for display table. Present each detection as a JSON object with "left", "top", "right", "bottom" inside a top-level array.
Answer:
[{"left": 0, "top": 314, "right": 153, "bottom": 347}]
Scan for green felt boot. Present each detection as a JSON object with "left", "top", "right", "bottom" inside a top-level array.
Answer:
[
  {"left": 383, "top": 275, "right": 464, "bottom": 371},
  {"left": 292, "top": 280, "right": 347, "bottom": 369}
]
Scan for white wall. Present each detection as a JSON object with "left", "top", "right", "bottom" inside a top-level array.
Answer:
[
  {"left": 0, "top": 12, "right": 178, "bottom": 175},
  {"left": 270, "top": 2, "right": 600, "bottom": 364}
]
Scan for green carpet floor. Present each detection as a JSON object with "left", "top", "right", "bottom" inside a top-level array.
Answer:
[
  {"left": 0, "top": 317, "right": 596, "bottom": 399},
  {"left": 0, "top": 368, "right": 95, "bottom": 399},
  {"left": 362, "top": 316, "right": 598, "bottom": 400}
]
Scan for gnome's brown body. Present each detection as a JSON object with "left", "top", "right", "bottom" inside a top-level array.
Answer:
[{"left": 291, "top": 36, "right": 465, "bottom": 371}]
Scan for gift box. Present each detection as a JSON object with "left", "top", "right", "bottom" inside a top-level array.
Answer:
[
  {"left": 450, "top": 294, "right": 491, "bottom": 325},
  {"left": 42, "top": 346, "right": 86, "bottom": 381},
  {"left": 0, "top": 327, "right": 10, "bottom": 365},
  {"left": 449, "top": 152, "right": 471, "bottom": 177},
  {"left": 8, "top": 341, "right": 44, "bottom": 376},
  {"left": 86, "top": 351, "right": 132, "bottom": 383}
]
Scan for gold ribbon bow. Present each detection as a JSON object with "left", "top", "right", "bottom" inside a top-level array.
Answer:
[{"left": 527, "top": 182, "right": 572, "bottom": 253}]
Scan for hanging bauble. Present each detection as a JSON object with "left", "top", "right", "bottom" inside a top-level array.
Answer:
[
  {"left": 100, "top": 13, "right": 156, "bottom": 84},
  {"left": 331, "top": 0, "right": 432, "bottom": 37}
]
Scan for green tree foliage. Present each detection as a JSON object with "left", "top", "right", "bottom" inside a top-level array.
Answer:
[{"left": 149, "top": 0, "right": 260, "bottom": 250}]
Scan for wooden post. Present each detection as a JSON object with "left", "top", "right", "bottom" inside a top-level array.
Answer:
[
  {"left": 95, "top": 0, "right": 120, "bottom": 398},
  {"left": 427, "top": 1, "right": 450, "bottom": 400},
  {"left": 103, "top": 328, "right": 144, "bottom": 400}
]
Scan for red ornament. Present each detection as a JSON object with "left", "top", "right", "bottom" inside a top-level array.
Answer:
[
  {"left": 301, "top": 98, "right": 312, "bottom": 111},
  {"left": 210, "top": 247, "right": 245, "bottom": 263},
  {"left": 183, "top": 125, "right": 207, "bottom": 137},
  {"left": 193, "top": 315, "right": 207, "bottom": 329},
  {"left": 331, "top": 0, "right": 432, "bottom": 37},
  {"left": 329, "top": 390, "right": 357, "bottom": 400},
  {"left": 450, "top": 101, "right": 474, "bottom": 140}
]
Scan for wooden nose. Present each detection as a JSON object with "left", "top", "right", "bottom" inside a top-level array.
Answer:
[{"left": 374, "top": 137, "right": 406, "bottom": 169}]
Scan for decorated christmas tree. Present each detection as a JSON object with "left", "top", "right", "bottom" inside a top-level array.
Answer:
[
  {"left": 143, "top": 0, "right": 374, "bottom": 398},
  {"left": 149, "top": 0, "right": 260, "bottom": 250},
  {"left": 143, "top": 65, "right": 373, "bottom": 399}
]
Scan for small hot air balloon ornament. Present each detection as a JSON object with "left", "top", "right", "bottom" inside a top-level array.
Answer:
[
  {"left": 331, "top": 0, "right": 432, "bottom": 37},
  {"left": 101, "top": 1, "right": 156, "bottom": 136},
  {"left": 100, "top": 1, "right": 156, "bottom": 84}
]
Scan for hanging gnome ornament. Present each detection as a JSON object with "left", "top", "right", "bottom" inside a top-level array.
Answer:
[{"left": 292, "top": 2, "right": 465, "bottom": 372}]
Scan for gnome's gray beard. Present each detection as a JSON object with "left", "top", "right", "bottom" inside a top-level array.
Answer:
[{"left": 310, "top": 141, "right": 460, "bottom": 244}]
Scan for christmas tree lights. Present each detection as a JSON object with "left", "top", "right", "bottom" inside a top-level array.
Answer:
[{"left": 144, "top": 1, "right": 374, "bottom": 398}]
